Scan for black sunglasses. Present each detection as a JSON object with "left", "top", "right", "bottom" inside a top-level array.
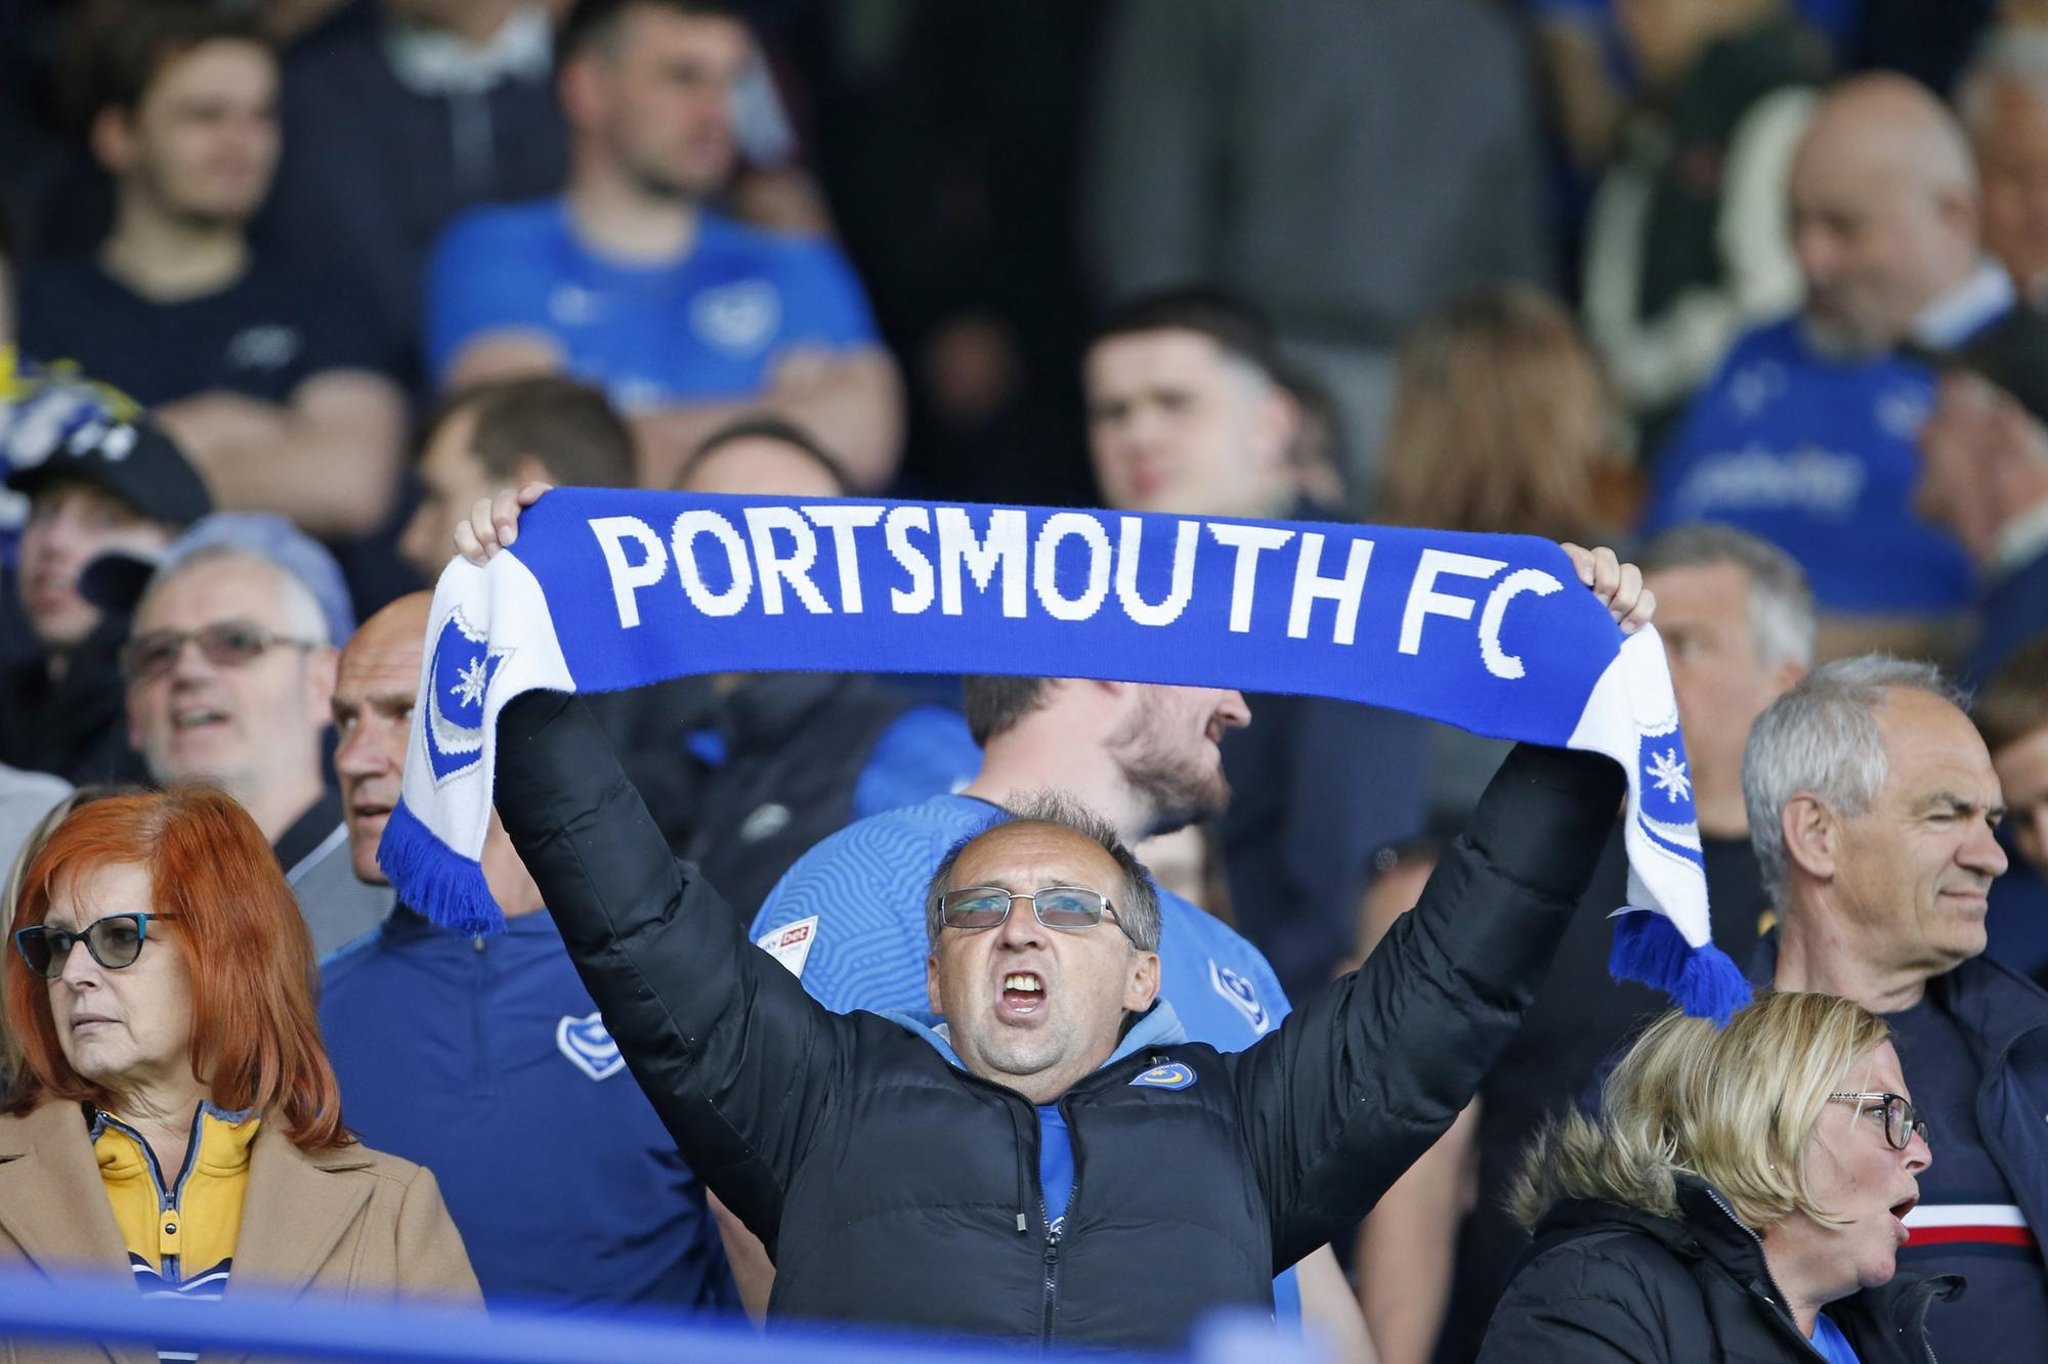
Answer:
[{"left": 14, "top": 913, "right": 172, "bottom": 979}]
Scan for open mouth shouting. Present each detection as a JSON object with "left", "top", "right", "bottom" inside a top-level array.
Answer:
[{"left": 999, "top": 970, "right": 1046, "bottom": 1021}]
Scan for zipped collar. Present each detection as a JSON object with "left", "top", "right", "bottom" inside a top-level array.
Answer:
[
  {"left": 881, "top": 998, "right": 1190, "bottom": 1077},
  {"left": 1534, "top": 1176, "right": 1961, "bottom": 1361}
]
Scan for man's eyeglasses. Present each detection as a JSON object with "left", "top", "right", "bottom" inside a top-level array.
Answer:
[
  {"left": 939, "top": 886, "right": 1129, "bottom": 940},
  {"left": 120, "top": 621, "right": 320, "bottom": 683},
  {"left": 14, "top": 913, "right": 173, "bottom": 979},
  {"left": 1828, "top": 1091, "right": 1930, "bottom": 1151}
]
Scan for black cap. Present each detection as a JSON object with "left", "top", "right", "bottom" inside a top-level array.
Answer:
[
  {"left": 1917, "top": 306, "right": 2048, "bottom": 430},
  {"left": 2, "top": 386, "right": 212, "bottom": 530}
]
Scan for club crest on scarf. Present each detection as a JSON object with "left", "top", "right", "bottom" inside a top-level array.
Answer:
[
  {"left": 1636, "top": 726, "right": 1705, "bottom": 872},
  {"left": 424, "top": 609, "right": 509, "bottom": 782}
]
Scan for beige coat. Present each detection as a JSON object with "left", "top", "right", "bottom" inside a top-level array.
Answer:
[{"left": 0, "top": 1100, "right": 482, "bottom": 1364}]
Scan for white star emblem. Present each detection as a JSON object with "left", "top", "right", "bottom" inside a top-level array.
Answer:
[
  {"left": 449, "top": 656, "right": 490, "bottom": 711},
  {"left": 1647, "top": 747, "right": 1692, "bottom": 805}
]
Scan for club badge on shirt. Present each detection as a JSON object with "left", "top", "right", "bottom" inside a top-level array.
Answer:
[
  {"left": 1209, "top": 960, "right": 1272, "bottom": 1036},
  {"left": 691, "top": 279, "right": 781, "bottom": 358},
  {"left": 556, "top": 1011, "right": 625, "bottom": 1081}
]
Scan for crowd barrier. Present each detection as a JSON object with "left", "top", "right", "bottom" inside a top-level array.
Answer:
[{"left": 0, "top": 1269, "right": 1327, "bottom": 1362}]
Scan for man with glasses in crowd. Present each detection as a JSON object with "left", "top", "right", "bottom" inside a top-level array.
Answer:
[
  {"left": 120, "top": 520, "right": 389, "bottom": 956},
  {"left": 464, "top": 487, "right": 1649, "bottom": 1349},
  {"left": 1743, "top": 656, "right": 2048, "bottom": 1364}
]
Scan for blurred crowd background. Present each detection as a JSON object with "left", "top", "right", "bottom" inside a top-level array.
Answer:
[{"left": 8, "top": 1, "right": 2048, "bottom": 1361}]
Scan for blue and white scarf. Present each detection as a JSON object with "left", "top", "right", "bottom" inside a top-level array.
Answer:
[{"left": 381, "top": 490, "right": 1750, "bottom": 1022}]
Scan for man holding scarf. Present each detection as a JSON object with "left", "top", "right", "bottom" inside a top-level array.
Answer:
[{"left": 447, "top": 484, "right": 1655, "bottom": 1350}]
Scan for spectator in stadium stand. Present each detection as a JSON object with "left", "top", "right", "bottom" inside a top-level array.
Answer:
[
  {"left": 1961, "top": 29, "right": 2048, "bottom": 304},
  {"left": 1083, "top": 287, "right": 1430, "bottom": 1006},
  {"left": 741, "top": 668, "right": 1374, "bottom": 1352},
  {"left": 1371, "top": 521, "right": 1810, "bottom": 1364},
  {"left": 1083, "top": 0, "right": 1551, "bottom": 501},
  {"left": 260, "top": 0, "right": 570, "bottom": 383},
  {"left": 464, "top": 482, "right": 1652, "bottom": 1350},
  {"left": 1641, "top": 75, "right": 2008, "bottom": 658},
  {"left": 1581, "top": 0, "right": 1828, "bottom": 436},
  {"left": 666, "top": 418, "right": 980, "bottom": 922},
  {"left": 0, "top": 400, "right": 210, "bottom": 784},
  {"left": 1478, "top": 992, "right": 1944, "bottom": 1363},
  {"left": 1970, "top": 635, "right": 2048, "bottom": 985},
  {"left": 13, "top": 8, "right": 409, "bottom": 544},
  {"left": 1379, "top": 284, "right": 1628, "bottom": 830},
  {"left": 117, "top": 522, "right": 392, "bottom": 959},
  {"left": 316, "top": 593, "right": 739, "bottom": 1312},
  {"left": 424, "top": 0, "right": 904, "bottom": 490},
  {"left": 1912, "top": 304, "right": 2048, "bottom": 687},
  {"left": 400, "top": 374, "right": 712, "bottom": 845},
  {"left": 1741, "top": 656, "right": 2048, "bottom": 1364},
  {"left": 0, "top": 787, "right": 481, "bottom": 1318}
]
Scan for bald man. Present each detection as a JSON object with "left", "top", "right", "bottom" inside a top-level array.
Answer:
[
  {"left": 315, "top": 593, "right": 740, "bottom": 1313},
  {"left": 1643, "top": 73, "right": 2008, "bottom": 655}
]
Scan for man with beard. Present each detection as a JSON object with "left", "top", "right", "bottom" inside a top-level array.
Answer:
[
  {"left": 425, "top": 0, "right": 902, "bottom": 489},
  {"left": 15, "top": 8, "right": 406, "bottom": 540}
]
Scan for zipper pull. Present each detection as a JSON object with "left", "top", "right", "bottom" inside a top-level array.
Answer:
[{"left": 1015, "top": 1213, "right": 1027, "bottom": 1233}]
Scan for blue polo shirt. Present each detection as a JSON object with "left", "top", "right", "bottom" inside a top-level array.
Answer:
[
  {"left": 320, "top": 909, "right": 737, "bottom": 1313},
  {"left": 425, "top": 199, "right": 880, "bottom": 407}
]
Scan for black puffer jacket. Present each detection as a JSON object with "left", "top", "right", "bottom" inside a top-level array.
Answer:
[
  {"left": 1479, "top": 1175, "right": 1961, "bottom": 1363},
  {"left": 493, "top": 691, "right": 1623, "bottom": 1351}
]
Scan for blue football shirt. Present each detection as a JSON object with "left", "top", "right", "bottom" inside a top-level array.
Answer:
[
  {"left": 1642, "top": 316, "right": 1976, "bottom": 614},
  {"left": 425, "top": 199, "right": 879, "bottom": 407}
]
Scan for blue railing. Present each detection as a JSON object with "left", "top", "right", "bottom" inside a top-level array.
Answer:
[{"left": 0, "top": 1270, "right": 1325, "bottom": 1363}]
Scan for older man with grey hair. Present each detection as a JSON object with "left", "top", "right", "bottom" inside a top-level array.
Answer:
[
  {"left": 122, "top": 528, "right": 391, "bottom": 955},
  {"left": 1743, "top": 655, "right": 2048, "bottom": 1364}
]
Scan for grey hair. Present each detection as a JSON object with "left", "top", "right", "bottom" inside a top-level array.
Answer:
[
  {"left": 1957, "top": 27, "right": 2048, "bottom": 133},
  {"left": 1741, "top": 655, "right": 1967, "bottom": 902},
  {"left": 137, "top": 543, "right": 329, "bottom": 647},
  {"left": 923, "top": 792, "right": 1162, "bottom": 953},
  {"left": 1636, "top": 523, "right": 1816, "bottom": 672}
]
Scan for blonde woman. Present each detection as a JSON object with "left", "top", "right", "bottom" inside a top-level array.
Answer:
[{"left": 1479, "top": 992, "right": 1944, "bottom": 1364}]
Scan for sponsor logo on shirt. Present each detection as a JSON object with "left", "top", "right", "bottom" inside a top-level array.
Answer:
[
  {"left": 1671, "top": 444, "right": 1867, "bottom": 520},
  {"left": 691, "top": 279, "right": 781, "bottom": 358},
  {"left": 1209, "top": 960, "right": 1272, "bottom": 1036},
  {"left": 556, "top": 1011, "right": 626, "bottom": 1080},
  {"left": 224, "top": 325, "right": 302, "bottom": 373},
  {"left": 756, "top": 914, "right": 819, "bottom": 978},
  {"left": 1129, "top": 1062, "right": 1196, "bottom": 1091}
]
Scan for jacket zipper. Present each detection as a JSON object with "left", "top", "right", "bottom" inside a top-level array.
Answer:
[
  {"left": 1039, "top": 1095, "right": 1084, "bottom": 1348},
  {"left": 1699, "top": 1186, "right": 1822, "bottom": 1359}
]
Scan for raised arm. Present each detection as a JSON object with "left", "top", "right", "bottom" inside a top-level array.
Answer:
[{"left": 1227, "top": 544, "right": 1645, "bottom": 1267}]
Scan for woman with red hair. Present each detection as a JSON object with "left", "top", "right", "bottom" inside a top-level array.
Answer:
[{"left": 0, "top": 786, "right": 479, "bottom": 1322}]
